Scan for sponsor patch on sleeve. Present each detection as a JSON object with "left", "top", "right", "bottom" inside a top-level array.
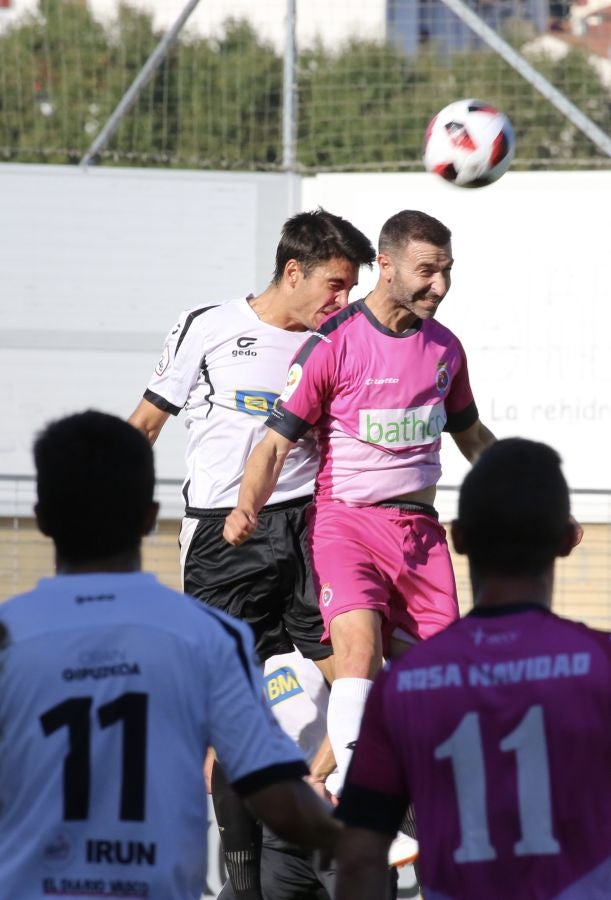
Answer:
[{"left": 279, "top": 364, "right": 303, "bottom": 402}]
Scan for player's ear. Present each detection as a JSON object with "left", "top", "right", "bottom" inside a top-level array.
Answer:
[
  {"left": 284, "top": 258, "right": 301, "bottom": 287},
  {"left": 451, "top": 520, "right": 467, "bottom": 555},
  {"left": 557, "top": 518, "right": 580, "bottom": 558},
  {"left": 142, "top": 501, "right": 159, "bottom": 537},
  {"left": 377, "top": 252, "right": 392, "bottom": 281},
  {"left": 34, "top": 502, "right": 52, "bottom": 538}
]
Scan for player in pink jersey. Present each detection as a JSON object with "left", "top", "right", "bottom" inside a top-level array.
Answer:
[
  {"left": 334, "top": 438, "right": 609, "bottom": 900},
  {"left": 224, "top": 210, "right": 495, "bottom": 811}
]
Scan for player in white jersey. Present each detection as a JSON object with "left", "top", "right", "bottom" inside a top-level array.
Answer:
[
  {"left": 218, "top": 651, "right": 334, "bottom": 900},
  {"left": 0, "top": 411, "right": 340, "bottom": 900},
  {"left": 129, "top": 210, "right": 375, "bottom": 900},
  {"left": 220, "top": 651, "right": 399, "bottom": 900}
]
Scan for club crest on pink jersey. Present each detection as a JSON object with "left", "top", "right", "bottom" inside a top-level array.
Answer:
[
  {"left": 435, "top": 362, "right": 450, "bottom": 394},
  {"left": 320, "top": 583, "right": 334, "bottom": 607}
]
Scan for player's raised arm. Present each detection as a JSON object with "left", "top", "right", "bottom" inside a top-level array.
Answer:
[
  {"left": 223, "top": 429, "right": 296, "bottom": 546},
  {"left": 451, "top": 417, "right": 496, "bottom": 464},
  {"left": 128, "top": 396, "right": 170, "bottom": 445}
]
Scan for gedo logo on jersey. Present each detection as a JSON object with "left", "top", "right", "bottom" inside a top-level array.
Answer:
[
  {"left": 359, "top": 401, "right": 447, "bottom": 448},
  {"left": 232, "top": 336, "right": 258, "bottom": 357}
]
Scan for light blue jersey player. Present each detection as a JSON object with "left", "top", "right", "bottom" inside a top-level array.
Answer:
[{"left": 0, "top": 411, "right": 340, "bottom": 900}]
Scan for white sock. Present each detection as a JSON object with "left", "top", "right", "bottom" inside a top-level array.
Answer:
[{"left": 326, "top": 677, "right": 373, "bottom": 795}]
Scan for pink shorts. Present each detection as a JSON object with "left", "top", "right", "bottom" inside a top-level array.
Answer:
[{"left": 307, "top": 501, "right": 459, "bottom": 649}]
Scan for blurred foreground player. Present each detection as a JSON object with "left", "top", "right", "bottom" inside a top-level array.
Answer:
[
  {"left": 336, "top": 438, "right": 607, "bottom": 900},
  {"left": 0, "top": 411, "right": 340, "bottom": 900}
]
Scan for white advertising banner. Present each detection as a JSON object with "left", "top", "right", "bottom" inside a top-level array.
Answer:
[{"left": 302, "top": 171, "right": 611, "bottom": 496}]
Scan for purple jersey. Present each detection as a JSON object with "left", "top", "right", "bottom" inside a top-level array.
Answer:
[
  {"left": 338, "top": 606, "right": 611, "bottom": 899},
  {"left": 267, "top": 300, "right": 477, "bottom": 506}
]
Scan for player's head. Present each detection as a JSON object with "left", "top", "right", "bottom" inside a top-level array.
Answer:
[
  {"left": 379, "top": 209, "right": 451, "bottom": 256},
  {"left": 272, "top": 209, "right": 375, "bottom": 329},
  {"left": 377, "top": 210, "right": 453, "bottom": 321},
  {"left": 273, "top": 208, "right": 375, "bottom": 283},
  {"left": 34, "top": 410, "right": 157, "bottom": 569},
  {"left": 452, "top": 438, "right": 576, "bottom": 582}
]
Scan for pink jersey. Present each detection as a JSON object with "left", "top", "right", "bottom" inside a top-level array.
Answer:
[
  {"left": 338, "top": 606, "right": 611, "bottom": 899},
  {"left": 267, "top": 300, "right": 477, "bottom": 505}
]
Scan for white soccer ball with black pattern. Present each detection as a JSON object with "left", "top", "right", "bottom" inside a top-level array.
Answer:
[{"left": 423, "top": 99, "right": 515, "bottom": 188}]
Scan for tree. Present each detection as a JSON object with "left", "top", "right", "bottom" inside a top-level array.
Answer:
[{"left": 0, "top": 5, "right": 608, "bottom": 169}]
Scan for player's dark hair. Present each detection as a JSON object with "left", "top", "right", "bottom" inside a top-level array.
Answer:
[
  {"left": 34, "top": 410, "right": 155, "bottom": 564},
  {"left": 272, "top": 208, "right": 375, "bottom": 283},
  {"left": 457, "top": 438, "right": 570, "bottom": 577},
  {"left": 379, "top": 210, "right": 451, "bottom": 254}
]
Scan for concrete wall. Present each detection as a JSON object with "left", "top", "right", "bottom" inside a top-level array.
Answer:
[
  {"left": 1, "top": 164, "right": 610, "bottom": 522},
  {"left": 303, "top": 170, "right": 611, "bottom": 502},
  {"left": 0, "top": 163, "right": 299, "bottom": 516}
]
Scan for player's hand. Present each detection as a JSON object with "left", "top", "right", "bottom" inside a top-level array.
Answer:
[
  {"left": 305, "top": 774, "right": 335, "bottom": 805},
  {"left": 223, "top": 508, "right": 258, "bottom": 546}
]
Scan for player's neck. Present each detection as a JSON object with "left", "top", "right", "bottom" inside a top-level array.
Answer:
[
  {"left": 55, "top": 549, "right": 142, "bottom": 575},
  {"left": 249, "top": 285, "right": 307, "bottom": 332},
  {"left": 363, "top": 288, "right": 419, "bottom": 333},
  {"left": 471, "top": 570, "right": 554, "bottom": 612}
]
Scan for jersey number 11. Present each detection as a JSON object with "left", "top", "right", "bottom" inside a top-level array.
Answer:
[{"left": 40, "top": 691, "right": 148, "bottom": 822}]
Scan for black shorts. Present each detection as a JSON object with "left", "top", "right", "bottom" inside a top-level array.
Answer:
[
  {"left": 181, "top": 497, "right": 330, "bottom": 663},
  {"left": 216, "top": 836, "right": 333, "bottom": 900},
  {"left": 217, "top": 832, "right": 397, "bottom": 900},
  {"left": 261, "top": 832, "right": 334, "bottom": 900}
]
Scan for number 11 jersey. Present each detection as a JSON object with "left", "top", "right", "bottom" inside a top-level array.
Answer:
[
  {"left": 338, "top": 605, "right": 611, "bottom": 899},
  {"left": 0, "top": 573, "right": 307, "bottom": 900}
]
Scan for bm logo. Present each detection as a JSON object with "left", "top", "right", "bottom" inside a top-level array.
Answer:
[
  {"left": 235, "top": 390, "right": 279, "bottom": 416},
  {"left": 264, "top": 666, "right": 304, "bottom": 706}
]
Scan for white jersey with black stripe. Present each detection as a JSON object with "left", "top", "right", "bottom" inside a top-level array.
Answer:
[
  {"left": 144, "top": 297, "right": 317, "bottom": 510},
  {"left": 0, "top": 572, "right": 306, "bottom": 900}
]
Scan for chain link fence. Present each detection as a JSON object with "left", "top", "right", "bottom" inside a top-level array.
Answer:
[{"left": 1, "top": 0, "right": 609, "bottom": 169}]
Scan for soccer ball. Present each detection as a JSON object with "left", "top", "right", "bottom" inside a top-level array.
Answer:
[{"left": 423, "top": 99, "right": 515, "bottom": 188}]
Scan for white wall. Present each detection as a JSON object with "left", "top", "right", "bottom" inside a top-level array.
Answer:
[
  {"left": 1, "top": 164, "right": 609, "bottom": 522},
  {"left": 303, "top": 170, "right": 611, "bottom": 497},
  {"left": 0, "top": 164, "right": 298, "bottom": 508}
]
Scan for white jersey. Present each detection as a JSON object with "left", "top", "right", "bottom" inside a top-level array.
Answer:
[
  {"left": 145, "top": 298, "right": 318, "bottom": 509},
  {"left": 263, "top": 650, "right": 329, "bottom": 765},
  {"left": 0, "top": 573, "right": 307, "bottom": 900}
]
